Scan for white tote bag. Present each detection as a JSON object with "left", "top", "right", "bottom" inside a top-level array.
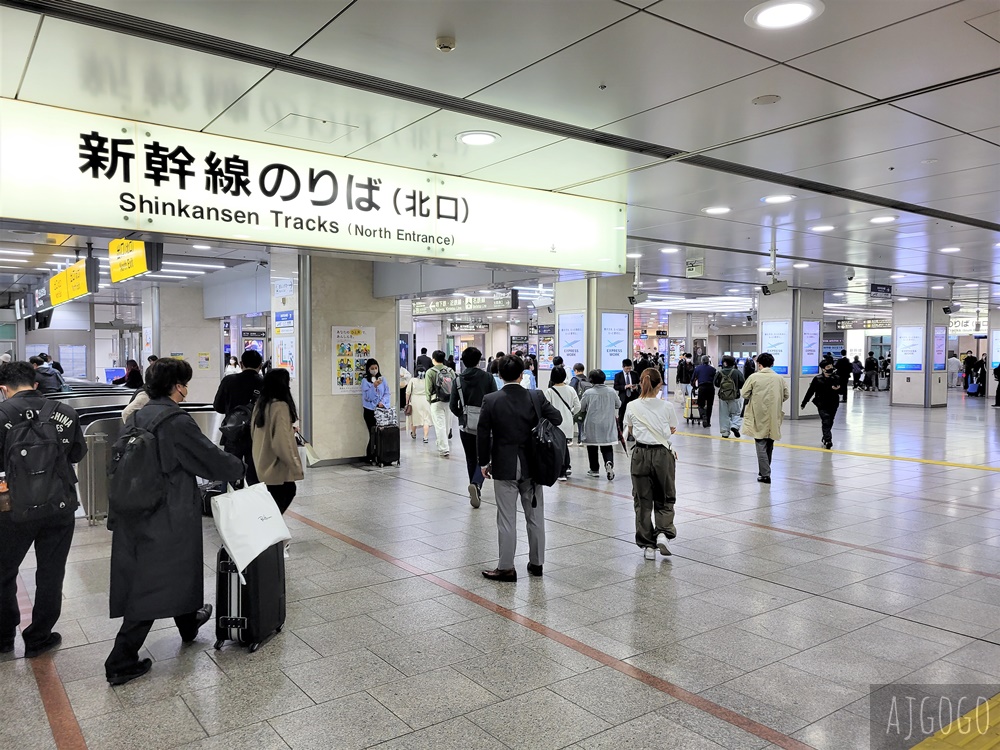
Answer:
[{"left": 211, "top": 483, "right": 291, "bottom": 584}]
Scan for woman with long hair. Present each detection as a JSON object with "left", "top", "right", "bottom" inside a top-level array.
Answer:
[
  {"left": 361, "top": 358, "right": 391, "bottom": 463},
  {"left": 405, "top": 367, "right": 432, "bottom": 443},
  {"left": 623, "top": 368, "right": 678, "bottom": 560},
  {"left": 113, "top": 359, "right": 144, "bottom": 389},
  {"left": 251, "top": 368, "right": 304, "bottom": 514},
  {"left": 224, "top": 356, "right": 240, "bottom": 377}
]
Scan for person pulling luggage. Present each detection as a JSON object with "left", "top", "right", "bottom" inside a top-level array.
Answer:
[{"left": 105, "top": 358, "right": 245, "bottom": 686}]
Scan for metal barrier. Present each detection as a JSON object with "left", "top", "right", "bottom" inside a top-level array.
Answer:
[{"left": 78, "top": 406, "right": 224, "bottom": 525}]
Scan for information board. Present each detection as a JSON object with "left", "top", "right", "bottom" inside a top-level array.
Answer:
[
  {"left": 894, "top": 326, "right": 924, "bottom": 371},
  {"left": 801, "top": 320, "right": 820, "bottom": 375},
  {"left": 600, "top": 312, "right": 629, "bottom": 375},
  {"left": 933, "top": 327, "right": 947, "bottom": 371},
  {"left": 557, "top": 313, "right": 585, "bottom": 369},
  {"left": 991, "top": 329, "right": 1000, "bottom": 369},
  {"left": 760, "top": 320, "right": 790, "bottom": 375}
]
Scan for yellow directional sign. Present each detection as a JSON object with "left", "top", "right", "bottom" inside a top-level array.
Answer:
[{"left": 108, "top": 239, "right": 149, "bottom": 283}]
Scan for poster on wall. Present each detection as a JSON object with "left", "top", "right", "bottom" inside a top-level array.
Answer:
[
  {"left": 760, "top": 320, "right": 790, "bottom": 375},
  {"left": 197, "top": 352, "right": 211, "bottom": 370},
  {"left": 142, "top": 327, "right": 153, "bottom": 356},
  {"left": 537, "top": 336, "right": 555, "bottom": 369},
  {"left": 895, "top": 326, "right": 924, "bottom": 371},
  {"left": 801, "top": 320, "right": 820, "bottom": 375},
  {"left": 600, "top": 312, "right": 629, "bottom": 374},
  {"left": 933, "top": 327, "right": 947, "bottom": 371},
  {"left": 333, "top": 326, "right": 374, "bottom": 394},
  {"left": 276, "top": 336, "right": 296, "bottom": 379},
  {"left": 557, "top": 313, "right": 585, "bottom": 368},
  {"left": 509, "top": 335, "right": 529, "bottom": 354},
  {"left": 991, "top": 329, "right": 1000, "bottom": 369}
]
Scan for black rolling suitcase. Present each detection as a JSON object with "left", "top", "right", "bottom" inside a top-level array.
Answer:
[
  {"left": 372, "top": 425, "right": 400, "bottom": 467},
  {"left": 214, "top": 542, "right": 286, "bottom": 653}
]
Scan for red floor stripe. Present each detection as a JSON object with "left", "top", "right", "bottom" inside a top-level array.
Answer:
[
  {"left": 16, "top": 576, "right": 88, "bottom": 750},
  {"left": 286, "top": 510, "right": 815, "bottom": 750}
]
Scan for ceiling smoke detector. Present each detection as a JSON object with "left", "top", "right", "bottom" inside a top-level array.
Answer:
[
  {"left": 435, "top": 36, "right": 456, "bottom": 52},
  {"left": 752, "top": 95, "right": 782, "bottom": 106}
]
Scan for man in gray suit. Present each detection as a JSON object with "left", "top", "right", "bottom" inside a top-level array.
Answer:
[{"left": 478, "top": 355, "right": 562, "bottom": 582}]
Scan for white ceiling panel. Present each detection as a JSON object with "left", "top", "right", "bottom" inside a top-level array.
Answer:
[
  {"left": 18, "top": 18, "right": 270, "bottom": 130},
  {"left": 295, "top": 0, "right": 632, "bottom": 98},
  {"left": 896, "top": 75, "right": 1000, "bottom": 134},
  {"left": 600, "top": 64, "right": 874, "bottom": 152},
  {"left": 791, "top": 0, "right": 1000, "bottom": 99},
  {"left": 80, "top": 0, "right": 347, "bottom": 54},
  {"left": 709, "top": 105, "right": 957, "bottom": 174},
  {"left": 566, "top": 161, "right": 757, "bottom": 206},
  {"left": 465, "top": 139, "right": 661, "bottom": 191},
  {"left": 349, "top": 110, "right": 562, "bottom": 175},
  {"left": 976, "top": 127, "right": 1000, "bottom": 146},
  {"left": 646, "top": 0, "right": 952, "bottom": 63},
  {"left": 470, "top": 13, "right": 772, "bottom": 129},
  {"left": 859, "top": 165, "right": 1000, "bottom": 204},
  {"left": 206, "top": 72, "right": 437, "bottom": 155},
  {"left": 788, "top": 133, "right": 1000, "bottom": 189},
  {"left": 0, "top": 7, "right": 39, "bottom": 99}
]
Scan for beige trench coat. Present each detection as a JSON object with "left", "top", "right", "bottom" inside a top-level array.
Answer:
[{"left": 740, "top": 368, "right": 789, "bottom": 441}]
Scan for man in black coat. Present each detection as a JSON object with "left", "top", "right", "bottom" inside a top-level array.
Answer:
[
  {"left": 0, "top": 361, "right": 87, "bottom": 658},
  {"left": 801, "top": 360, "right": 842, "bottom": 449},
  {"left": 834, "top": 349, "right": 852, "bottom": 403},
  {"left": 613, "top": 359, "right": 640, "bottom": 433},
  {"left": 478, "top": 355, "right": 562, "bottom": 582},
  {"left": 213, "top": 349, "right": 263, "bottom": 484},
  {"left": 449, "top": 346, "right": 497, "bottom": 509},
  {"left": 415, "top": 348, "right": 433, "bottom": 376}
]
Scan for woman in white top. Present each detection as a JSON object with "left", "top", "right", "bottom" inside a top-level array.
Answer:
[
  {"left": 542, "top": 366, "right": 581, "bottom": 481},
  {"left": 405, "top": 373, "right": 432, "bottom": 443},
  {"left": 224, "top": 356, "right": 240, "bottom": 377},
  {"left": 623, "top": 367, "right": 678, "bottom": 560}
]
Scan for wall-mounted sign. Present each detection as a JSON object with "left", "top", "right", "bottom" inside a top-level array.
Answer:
[
  {"left": 333, "top": 326, "right": 374, "bottom": 394},
  {"left": 509, "top": 335, "right": 529, "bottom": 353},
  {"left": 894, "top": 326, "right": 924, "bottom": 371},
  {"left": 411, "top": 290, "right": 517, "bottom": 316},
  {"left": 836, "top": 319, "right": 892, "bottom": 330},
  {"left": 870, "top": 284, "right": 892, "bottom": 300},
  {"left": 49, "top": 258, "right": 99, "bottom": 306},
  {"left": 600, "top": 312, "right": 629, "bottom": 374},
  {"left": 760, "top": 320, "right": 790, "bottom": 375},
  {"left": 934, "top": 326, "right": 947, "bottom": 371},
  {"left": 241, "top": 329, "right": 267, "bottom": 338},
  {"left": 558, "top": 313, "right": 585, "bottom": 367},
  {"left": 537, "top": 336, "right": 555, "bottom": 369},
  {"left": 274, "top": 311, "right": 294, "bottom": 335},
  {"left": 990, "top": 329, "right": 1000, "bottom": 369},
  {"left": 801, "top": 320, "right": 820, "bottom": 375},
  {"left": 0, "top": 99, "right": 625, "bottom": 274},
  {"left": 537, "top": 324, "right": 555, "bottom": 336},
  {"left": 273, "top": 279, "right": 294, "bottom": 297},
  {"left": 108, "top": 239, "right": 162, "bottom": 283},
  {"left": 450, "top": 322, "right": 489, "bottom": 332},
  {"left": 655, "top": 330, "right": 669, "bottom": 337},
  {"left": 685, "top": 259, "right": 704, "bottom": 278}
]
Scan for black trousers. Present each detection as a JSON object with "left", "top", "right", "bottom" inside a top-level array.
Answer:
[
  {"left": 224, "top": 441, "right": 258, "bottom": 487},
  {"left": 697, "top": 384, "right": 715, "bottom": 425},
  {"left": 818, "top": 407, "right": 837, "bottom": 443},
  {"left": 839, "top": 374, "right": 850, "bottom": 401},
  {"left": 105, "top": 611, "right": 201, "bottom": 675},
  {"left": 587, "top": 445, "right": 614, "bottom": 471},
  {"left": 458, "top": 430, "right": 484, "bottom": 488},
  {"left": 267, "top": 482, "right": 297, "bottom": 514},
  {"left": 363, "top": 408, "right": 377, "bottom": 460},
  {"left": 0, "top": 512, "right": 75, "bottom": 648}
]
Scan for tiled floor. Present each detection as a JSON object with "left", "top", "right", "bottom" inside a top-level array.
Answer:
[{"left": 5, "top": 387, "right": 1000, "bottom": 749}]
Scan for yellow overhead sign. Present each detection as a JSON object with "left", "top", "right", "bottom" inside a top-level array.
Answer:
[
  {"left": 49, "top": 272, "right": 69, "bottom": 306},
  {"left": 49, "top": 258, "right": 96, "bottom": 306},
  {"left": 108, "top": 239, "right": 149, "bottom": 283}
]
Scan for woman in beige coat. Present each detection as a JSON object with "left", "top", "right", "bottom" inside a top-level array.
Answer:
[
  {"left": 250, "top": 368, "right": 303, "bottom": 513},
  {"left": 740, "top": 352, "right": 789, "bottom": 484}
]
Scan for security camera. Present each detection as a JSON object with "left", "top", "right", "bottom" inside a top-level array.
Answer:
[
  {"left": 760, "top": 280, "right": 788, "bottom": 296},
  {"left": 746, "top": 314, "right": 754, "bottom": 323},
  {"left": 846, "top": 267, "right": 856, "bottom": 281},
  {"left": 629, "top": 292, "right": 649, "bottom": 305},
  {"left": 547, "top": 306, "right": 553, "bottom": 314},
  {"left": 944, "top": 302, "right": 962, "bottom": 314}
]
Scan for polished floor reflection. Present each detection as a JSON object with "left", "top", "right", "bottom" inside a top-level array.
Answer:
[{"left": 4, "top": 388, "right": 1000, "bottom": 750}]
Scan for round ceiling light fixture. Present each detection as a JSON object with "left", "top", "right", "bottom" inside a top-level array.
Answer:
[
  {"left": 890, "top": 274, "right": 906, "bottom": 279},
  {"left": 456, "top": 130, "right": 500, "bottom": 146},
  {"left": 745, "top": 0, "right": 825, "bottom": 29},
  {"left": 809, "top": 225, "right": 834, "bottom": 232},
  {"left": 939, "top": 247, "right": 960, "bottom": 253},
  {"left": 763, "top": 194, "right": 795, "bottom": 204},
  {"left": 869, "top": 215, "right": 898, "bottom": 224},
  {"left": 931, "top": 286, "right": 944, "bottom": 290},
  {"left": 660, "top": 246, "right": 680, "bottom": 254},
  {"left": 702, "top": 206, "right": 731, "bottom": 215},
  {"left": 656, "top": 278, "right": 670, "bottom": 283},
  {"left": 832, "top": 292, "right": 845, "bottom": 297},
  {"left": 192, "top": 244, "right": 211, "bottom": 250}
]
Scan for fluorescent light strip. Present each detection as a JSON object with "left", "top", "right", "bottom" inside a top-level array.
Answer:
[
  {"left": 146, "top": 274, "right": 189, "bottom": 280},
  {"left": 0, "top": 250, "right": 33, "bottom": 257},
  {"left": 163, "top": 261, "right": 226, "bottom": 269}
]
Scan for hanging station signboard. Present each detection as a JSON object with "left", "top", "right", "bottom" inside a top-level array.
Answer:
[
  {"left": 107, "top": 239, "right": 163, "bottom": 283},
  {"left": 49, "top": 258, "right": 100, "bottom": 306},
  {"left": 411, "top": 290, "right": 517, "bottom": 316},
  {"left": 0, "top": 100, "right": 625, "bottom": 274}
]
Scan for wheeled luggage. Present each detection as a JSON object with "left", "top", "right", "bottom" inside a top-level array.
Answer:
[
  {"left": 683, "top": 396, "right": 701, "bottom": 425},
  {"left": 371, "top": 425, "right": 400, "bottom": 467},
  {"left": 214, "top": 542, "right": 286, "bottom": 653}
]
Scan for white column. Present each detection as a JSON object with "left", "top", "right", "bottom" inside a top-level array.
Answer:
[
  {"left": 758, "top": 289, "right": 823, "bottom": 419},
  {"left": 891, "top": 299, "right": 946, "bottom": 407}
]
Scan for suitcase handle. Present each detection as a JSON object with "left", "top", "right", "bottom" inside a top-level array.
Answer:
[{"left": 220, "top": 560, "right": 240, "bottom": 574}]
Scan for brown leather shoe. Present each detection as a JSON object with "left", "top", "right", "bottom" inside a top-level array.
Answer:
[{"left": 482, "top": 568, "right": 517, "bottom": 582}]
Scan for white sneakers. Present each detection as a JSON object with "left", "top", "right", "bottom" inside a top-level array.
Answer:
[
  {"left": 656, "top": 533, "right": 671, "bottom": 556},
  {"left": 643, "top": 547, "right": 656, "bottom": 560}
]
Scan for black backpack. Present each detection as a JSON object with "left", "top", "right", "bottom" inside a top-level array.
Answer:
[
  {"left": 220, "top": 401, "right": 255, "bottom": 445},
  {"left": 1, "top": 401, "right": 75, "bottom": 522},
  {"left": 527, "top": 392, "right": 566, "bottom": 490},
  {"left": 107, "top": 408, "right": 183, "bottom": 518}
]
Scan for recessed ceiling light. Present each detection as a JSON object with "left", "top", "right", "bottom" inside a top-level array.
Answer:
[
  {"left": 456, "top": 131, "right": 500, "bottom": 146},
  {"left": 890, "top": 274, "right": 905, "bottom": 279},
  {"left": 897, "top": 297, "right": 909, "bottom": 302},
  {"left": 965, "top": 283, "right": 978, "bottom": 287},
  {"left": 833, "top": 292, "right": 845, "bottom": 297},
  {"left": 656, "top": 278, "right": 669, "bottom": 283},
  {"left": 192, "top": 244, "right": 211, "bottom": 250},
  {"left": 745, "top": 0, "right": 825, "bottom": 29},
  {"left": 757, "top": 266, "right": 772, "bottom": 272},
  {"left": 626, "top": 252, "right": 643, "bottom": 259},
  {"left": 660, "top": 247, "right": 680, "bottom": 254},
  {"left": 728, "top": 288, "right": 740, "bottom": 293},
  {"left": 763, "top": 194, "right": 795, "bottom": 204},
  {"left": 931, "top": 286, "right": 944, "bottom": 290},
  {"left": 793, "top": 262, "right": 809, "bottom": 268},
  {"left": 810, "top": 225, "right": 834, "bottom": 232},
  {"left": 869, "top": 215, "right": 898, "bottom": 224},
  {"left": 702, "top": 206, "right": 731, "bottom": 215},
  {"left": 939, "top": 247, "right": 960, "bottom": 253}
]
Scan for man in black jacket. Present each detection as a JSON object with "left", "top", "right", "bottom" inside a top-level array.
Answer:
[
  {"left": 676, "top": 353, "right": 694, "bottom": 398},
  {"left": 0, "top": 361, "right": 87, "bottom": 658},
  {"left": 478, "top": 355, "right": 562, "bottom": 582},
  {"left": 212, "top": 349, "right": 263, "bottom": 485},
  {"left": 613, "top": 359, "right": 640, "bottom": 432},
  {"left": 834, "top": 349, "right": 852, "bottom": 402},
  {"left": 415, "top": 348, "right": 433, "bottom": 377},
  {"left": 450, "top": 347, "right": 496, "bottom": 509},
  {"left": 801, "top": 360, "right": 841, "bottom": 449}
]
